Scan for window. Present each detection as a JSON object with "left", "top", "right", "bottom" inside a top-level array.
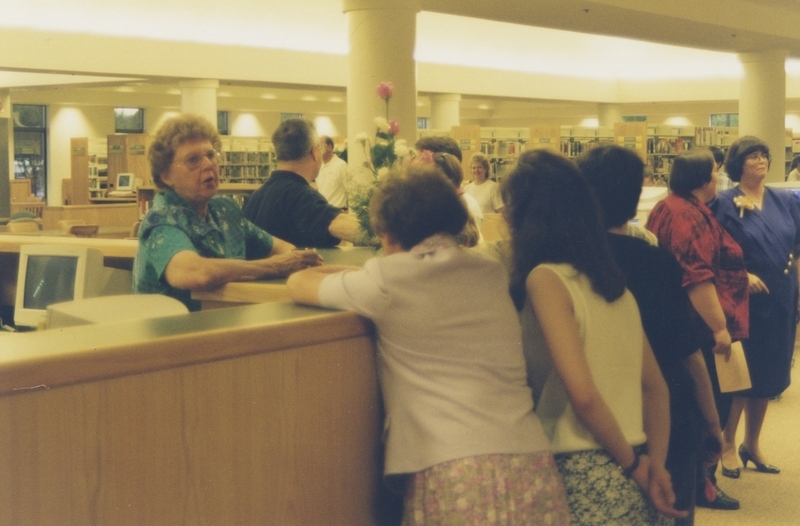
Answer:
[
  {"left": 417, "top": 117, "right": 429, "bottom": 129},
  {"left": 13, "top": 104, "right": 47, "bottom": 199},
  {"left": 114, "top": 107, "right": 144, "bottom": 133},
  {"left": 280, "top": 112, "right": 303, "bottom": 121},
  {"left": 622, "top": 115, "right": 647, "bottom": 122},
  {"left": 710, "top": 113, "right": 738, "bottom": 127},
  {"left": 217, "top": 111, "right": 229, "bottom": 135}
]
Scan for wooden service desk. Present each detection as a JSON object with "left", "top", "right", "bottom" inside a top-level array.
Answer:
[
  {"left": 194, "top": 246, "right": 379, "bottom": 309},
  {"left": 0, "top": 302, "right": 381, "bottom": 526}
]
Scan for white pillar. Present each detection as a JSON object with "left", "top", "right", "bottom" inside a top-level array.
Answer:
[
  {"left": 430, "top": 93, "right": 461, "bottom": 131},
  {"left": 0, "top": 90, "right": 10, "bottom": 218},
  {"left": 343, "top": 0, "right": 420, "bottom": 169},
  {"left": 738, "top": 50, "right": 787, "bottom": 182},
  {"left": 598, "top": 103, "right": 622, "bottom": 128},
  {"left": 179, "top": 79, "right": 219, "bottom": 125}
]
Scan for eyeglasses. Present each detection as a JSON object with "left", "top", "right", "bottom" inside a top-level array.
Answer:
[
  {"left": 745, "top": 152, "right": 770, "bottom": 162},
  {"left": 174, "top": 150, "right": 221, "bottom": 170}
]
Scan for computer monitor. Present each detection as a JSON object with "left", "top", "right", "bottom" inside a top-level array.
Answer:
[
  {"left": 14, "top": 245, "right": 110, "bottom": 330},
  {"left": 115, "top": 173, "right": 135, "bottom": 192}
]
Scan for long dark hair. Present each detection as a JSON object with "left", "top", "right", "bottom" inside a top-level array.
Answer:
[{"left": 502, "top": 149, "right": 626, "bottom": 309}]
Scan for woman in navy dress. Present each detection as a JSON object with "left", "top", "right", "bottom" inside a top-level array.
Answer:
[{"left": 711, "top": 136, "right": 800, "bottom": 478}]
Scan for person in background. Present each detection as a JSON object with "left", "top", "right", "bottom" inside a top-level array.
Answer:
[
  {"left": 414, "top": 138, "right": 483, "bottom": 235},
  {"left": 503, "top": 149, "right": 686, "bottom": 524},
  {"left": 243, "top": 119, "right": 361, "bottom": 248},
  {"left": 711, "top": 136, "right": 800, "bottom": 479},
  {"left": 414, "top": 135, "right": 462, "bottom": 161},
  {"left": 428, "top": 151, "right": 483, "bottom": 246},
  {"left": 647, "top": 149, "right": 748, "bottom": 512},
  {"left": 786, "top": 154, "right": 800, "bottom": 182},
  {"left": 133, "top": 114, "right": 322, "bottom": 311},
  {"left": 579, "top": 144, "right": 725, "bottom": 524},
  {"left": 316, "top": 135, "right": 348, "bottom": 210},
  {"left": 710, "top": 146, "right": 734, "bottom": 192},
  {"left": 287, "top": 165, "right": 570, "bottom": 525},
  {"left": 466, "top": 152, "right": 504, "bottom": 214}
]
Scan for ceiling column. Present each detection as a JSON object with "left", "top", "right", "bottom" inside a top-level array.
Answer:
[
  {"left": 342, "top": 0, "right": 421, "bottom": 169},
  {"left": 598, "top": 103, "right": 622, "bottom": 128},
  {"left": 179, "top": 79, "right": 219, "bottom": 126},
  {"left": 430, "top": 93, "right": 461, "bottom": 131},
  {"left": 738, "top": 50, "right": 788, "bottom": 182},
  {"left": 0, "top": 90, "right": 10, "bottom": 218}
]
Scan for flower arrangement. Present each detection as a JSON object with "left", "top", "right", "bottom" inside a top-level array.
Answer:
[{"left": 348, "top": 81, "right": 414, "bottom": 242}]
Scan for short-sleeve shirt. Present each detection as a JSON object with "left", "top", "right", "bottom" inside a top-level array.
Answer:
[
  {"left": 465, "top": 179, "right": 504, "bottom": 214},
  {"left": 317, "top": 235, "right": 551, "bottom": 476},
  {"left": 133, "top": 188, "right": 274, "bottom": 311},
  {"left": 243, "top": 170, "right": 342, "bottom": 248},
  {"left": 646, "top": 193, "right": 749, "bottom": 340}
]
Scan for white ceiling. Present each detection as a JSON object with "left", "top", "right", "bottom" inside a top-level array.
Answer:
[{"left": 3, "top": 0, "right": 800, "bottom": 104}]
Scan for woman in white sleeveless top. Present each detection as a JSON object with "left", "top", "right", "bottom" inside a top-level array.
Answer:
[{"left": 502, "top": 149, "right": 687, "bottom": 525}]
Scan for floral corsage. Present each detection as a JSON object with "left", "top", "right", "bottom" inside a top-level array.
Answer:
[{"left": 733, "top": 195, "right": 755, "bottom": 218}]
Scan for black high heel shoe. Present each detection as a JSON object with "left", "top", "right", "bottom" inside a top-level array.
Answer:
[
  {"left": 721, "top": 464, "right": 740, "bottom": 479},
  {"left": 738, "top": 444, "right": 780, "bottom": 474}
]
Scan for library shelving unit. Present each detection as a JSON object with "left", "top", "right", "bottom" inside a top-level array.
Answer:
[
  {"left": 615, "top": 122, "right": 648, "bottom": 162},
  {"left": 136, "top": 183, "right": 262, "bottom": 218},
  {"left": 478, "top": 127, "right": 528, "bottom": 181},
  {"left": 69, "top": 138, "right": 90, "bottom": 205},
  {"left": 449, "top": 125, "right": 482, "bottom": 175},
  {"left": 107, "top": 133, "right": 150, "bottom": 194},
  {"left": 528, "top": 124, "right": 561, "bottom": 153},
  {"left": 647, "top": 125, "right": 695, "bottom": 180},
  {"left": 694, "top": 126, "right": 738, "bottom": 149},
  {"left": 88, "top": 138, "right": 108, "bottom": 199},
  {"left": 560, "top": 126, "right": 614, "bottom": 159},
  {"left": 218, "top": 137, "right": 275, "bottom": 184}
]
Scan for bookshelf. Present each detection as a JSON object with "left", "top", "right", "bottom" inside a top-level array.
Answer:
[
  {"left": 218, "top": 137, "right": 275, "bottom": 184},
  {"left": 646, "top": 126, "right": 695, "bottom": 180},
  {"left": 88, "top": 138, "right": 108, "bottom": 199},
  {"left": 528, "top": 124, "right": 561, "bottom": 153},
  {"left": 450, "top": 125, "right": 482, "bottom": 176},
  {"left": 478, "top": 127, "right": 528, "bottom": 181},
  {"left": 561, "top": 126, "right": 614, "bottom": 159},
  {"left": 136, "top": 184, "right": 261, "bottom": 218}
]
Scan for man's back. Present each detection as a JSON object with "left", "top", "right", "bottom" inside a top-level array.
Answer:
[{"left": 243, "top": 170, "right": 342, "bottom": 248}]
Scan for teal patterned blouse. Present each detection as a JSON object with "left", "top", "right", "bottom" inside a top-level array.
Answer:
[{"left": 133, "top": 188, "right": 274, "bottom": 311}]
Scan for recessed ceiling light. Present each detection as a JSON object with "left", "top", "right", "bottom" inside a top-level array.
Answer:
[
  {"left": 261, "top": 93, "right": 277, "bottom": 100},
  {"left": 478, "top": 104, "right": 490, "bottom": 110},
  {"left": 328, "top": 96, "right": 343, "bottom": 103},
  {"left": 301, "top": 95, "right": 318, "bottom": 102}
]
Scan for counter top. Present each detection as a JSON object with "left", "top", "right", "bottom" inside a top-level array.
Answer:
[
  {"left": 0, "top": 301, "right": 368, "bottom": 396},
  {"left": 0, "top": 233, "right": 138, "bottom": 258},
  {"left": 193, "top": 246, "right": 378, "bottom": 307}
]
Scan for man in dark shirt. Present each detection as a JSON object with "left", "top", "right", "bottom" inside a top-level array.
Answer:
[
  {"left": 243, "top": 119, "right": 361, "bottom": 248},
  {"left": 578, "top": 144, "right": 739, "bottom": 520}
]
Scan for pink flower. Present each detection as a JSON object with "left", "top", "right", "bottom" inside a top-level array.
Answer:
[
  {"left": 388, "top": 120, "right": 400, "bottom": 135},
  {"left": 376, "top": 81, "right": 394, "bottom": 100}
]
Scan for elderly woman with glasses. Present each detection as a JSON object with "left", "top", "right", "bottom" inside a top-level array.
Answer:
[
  {"left": 709, "top": 136, "right": 800, "bottom": 479},
  {"left": 133, "top": 114, "right": 322, "bottom": 311}
]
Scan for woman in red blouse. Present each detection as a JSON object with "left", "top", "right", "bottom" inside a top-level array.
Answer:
[{"left": 647, "top": 148, "right": 749, "bottom": 512}]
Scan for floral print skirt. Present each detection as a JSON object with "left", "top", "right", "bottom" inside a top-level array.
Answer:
[
  {"left": 401, "top": 452, "right": 569, "bottom": 526},
  {"left": 554, "top": 448, "right": 674, "bottom": 526}
]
